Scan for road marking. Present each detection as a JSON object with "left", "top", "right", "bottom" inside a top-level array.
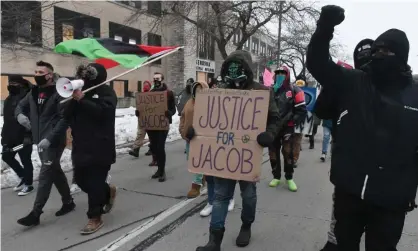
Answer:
[{"left": 97, "top": 188, "right": 207, "bottom": 251}]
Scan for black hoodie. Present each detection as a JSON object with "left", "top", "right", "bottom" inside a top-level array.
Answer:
[
  {"left": 220, "top": 50, "right": 282, "bottom": 139},
  {"left": 307, "top": 26, "right": 418, "bottom": 211}
]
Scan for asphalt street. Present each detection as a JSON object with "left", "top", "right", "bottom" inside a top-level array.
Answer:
[{"left": 1, "top": 132, "right": 418, "bottom": 251}]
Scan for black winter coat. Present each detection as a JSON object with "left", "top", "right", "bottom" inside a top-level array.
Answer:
[
  {"left": 64, "top": 85, "right": 117, "bottom": 168},
  {"left": 307, "top": 25, "right": 418, "bottom": 211},
  {"left": 151, "top": 83, "right": 177, "bottom": 125},
  {"left": 1, "top": 92, "right": 31, "bottom": 147}
]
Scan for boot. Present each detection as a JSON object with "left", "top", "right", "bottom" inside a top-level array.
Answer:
[
  {"left": 196, "top": 227, "right": 225, "bottom": 251},
  {"left": 236, "top": 224, "right": 251, "bottom": 247},
  {"left": 129, "top": 147, "right": 140, "bottom": 157},
  {"left": 103, "top": 185, "right": 117, "bottom": 213},
  {"left": 145, "top": 148, "right": 152, "bottom": 156},
  {"left": 55, "top": 200, "right": 76, "bottom": 216},
  {"left": 17, "top": 211, "right": 40, "bottom": 226},
  {"left": 320, "top": 241, "right": 338, "bottom": 251},
  {"left": 187, "top": 183, "right": 201, "bottom": 198},
  {"left": 158, "top": 172, "right": 166, "bottom": 182},
  {"left": 80, "top": 216, "right": 104, "bottom": 235}
]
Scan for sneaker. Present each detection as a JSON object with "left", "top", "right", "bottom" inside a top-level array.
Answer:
[
  {"left": 200, "top": 203, "right": 213, "bottom": 217},
  {"left": 17, "top": 211, "right": 40, "bottom": 226},
  {"left": 55, "top": 200, "right": 76, "bottom": 216},
  {"left": 103, "top": 185, "right": 117, "bottom": 214},
  {"left": 70, "top": 183, "right": 81, "bottom": 195},
  {"left": 18, "top": 185, "right": 34, "bottom": 196},
  {"left": 269, "top": 178, "right": 281, "bottom": 187},
  {"left": 13, "top": 179, "right": 25, "bottom": 192},
  {"left": 128, "top": 148, "right": 139, "bottom": 157},
  {"left": 320, "top": 153, "right": 326, "bottom": 162},
  {"left": 228, "top": 198, "right": 235, "bottom": 212},
  {"left": 80, "top": 217, "right": 104, "bottom": 235},
  {"left": 287, "top": 179, "right": 298, "bottom": 192}
]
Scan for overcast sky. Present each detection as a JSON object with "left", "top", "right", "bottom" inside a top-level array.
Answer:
[{"left": 270, "top": 0, "right": 418, "bottom": 72}]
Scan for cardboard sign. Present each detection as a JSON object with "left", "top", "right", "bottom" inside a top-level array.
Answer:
[
  {"left": 295, "top": 111, "right": 314, "bottom": 135},
  {"left": 188, "top": 88, "right": 269, "bottom": 182},
  {"left": 136, "top": 91, "right": 169, "bottom": 130}
]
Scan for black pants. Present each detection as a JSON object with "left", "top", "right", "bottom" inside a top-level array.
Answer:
[
  {"left": 2, "top": 145, "right": 33, "bottom": 185},
  {"left": 309, "top": 124, "right": 319, "bottom": 146},
  {"left": 148, "top": 130, "right": 169, "bottom": 173},
  {"left": 334, "top": 188, "right": 406, "bottom": 251},
  {"left": 74, "top": 165, "right": 110, "bottom": 219}
]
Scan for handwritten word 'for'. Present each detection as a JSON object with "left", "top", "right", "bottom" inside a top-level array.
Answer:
[
  {"left": 199, "top": 96, "right": 264, "bottom": 130},
  {"left": 191, "top": 144, "right": 254, "bottom": 174},
  {"left": 217, "top": 131, "right": 234, "bottom": 145},
  {"left": 140, "top": 115, "right": 168, "bottom": 128}
]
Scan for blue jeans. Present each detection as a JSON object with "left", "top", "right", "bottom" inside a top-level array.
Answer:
[
  {"left": 210, "top": 177, "right": 257, "bottom": 229},
  {"left": 322, "top": 126, "right": 332, "bottom": 154},
  {"left": 206, "top": 176, "right": 215, "bottom": 205}
]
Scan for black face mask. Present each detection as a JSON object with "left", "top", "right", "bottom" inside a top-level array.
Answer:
[
  {"left": 34, "top": 75, "right": 48, "bottom": 86},
  {"left": 370, "top": 52, "right": 404, "bottom": 75},
  {"left": 154, "top": 80, "right": 162, "bottom": 88},
  {"left": 7, "top": 85, "right": 21, "bottom": 95}
]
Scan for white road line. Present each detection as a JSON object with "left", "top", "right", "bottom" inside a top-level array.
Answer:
[{"left": 97, "top": 188, "right": 207, "bottom": 251}]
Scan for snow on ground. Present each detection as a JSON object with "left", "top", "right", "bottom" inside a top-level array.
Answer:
[{"left": 1, "top": 107, "right": 181, "bottom": 189}]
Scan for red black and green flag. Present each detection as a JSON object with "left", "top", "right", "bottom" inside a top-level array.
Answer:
[{"left": 54, "top": 38, "right": 179, "bottom": 69}]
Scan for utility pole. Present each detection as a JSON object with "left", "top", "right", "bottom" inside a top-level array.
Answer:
[{"left": 277, "top": 1, "right": 284, "bottom": 68}]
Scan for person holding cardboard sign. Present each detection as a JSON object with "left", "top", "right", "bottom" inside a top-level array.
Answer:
[
  {"left": 268, "top": 65, "right": 307, "bottom": 192},
  {"left": 192, "top": 50, "right": 282, "bottom": 251},
  {"left": 138, "top": 72, "right": 176, "bottom": 182}
]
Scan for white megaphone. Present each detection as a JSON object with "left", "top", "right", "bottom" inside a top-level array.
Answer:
[{"left": 56, "top": 78, "right": 84, "bottom": 98}]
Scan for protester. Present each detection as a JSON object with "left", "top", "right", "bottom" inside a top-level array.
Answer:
[
  {"left": 1, "top": 75, "right": 34, "bottom": 196},
  {"left": 129, "top": 80, "right": 152, "bottom": 158},
  {"left": 144, "top": 72, "right": 176, "bottom": 182},
  {"left": 268, "top": 66, "right": 307, "bottom": 192},
  {"left": 314, "top": 37, "right": 374, "bottom": 251},
  {"left": 16, "top": 61, "right": 74, "bottom": 227},
  {"left": 180, "top": 81, "right": 209, "bottom": 198},
  {"left": 193, "top": 50, "right": 282, "bottom": 250},
  {"left": 320, "top": 119, "right": 333, "bottom": 162},
  {"left": 63, "top": 63, "right": 117, "bottom": 235},
  {"left": 307, "top": 5, "right": 418, "bottom": 250}
]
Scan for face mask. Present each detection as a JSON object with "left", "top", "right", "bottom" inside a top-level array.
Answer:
[
  {"left": 153, "top": 80, "right": 162, "bottom": 88},
  {"left": 273, "top": 75, "right": 285, "bottom": 92},
  {"left": 225, "top": 62, "right": 247, "bottom": 88},
  {"left": 35, "top": 74, "right": 48, "bottom": 86},
  {"left": 7, "top": 85, "right": 21, "bottom": 95},
  {"left": 370, "top": 52, "right": 403, "bottom": 75}
]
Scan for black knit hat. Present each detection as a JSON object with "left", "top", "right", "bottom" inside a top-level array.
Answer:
[
  {"left": 372, "top": 29, "right": 409, "bottom": 64},
  {"left": 353, "top": 39, "right": 374, "bottom": 69},
  {"left": 8, "top": 75, "right": 31, "bottom": 89}
]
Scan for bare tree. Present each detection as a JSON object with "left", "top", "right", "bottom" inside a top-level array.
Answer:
[{"left": 127, "top": 1, "right": 320, "bottom": 60}]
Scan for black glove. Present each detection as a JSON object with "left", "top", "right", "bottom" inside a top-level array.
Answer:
[
  {"left": 318, "top": 5, "right": 345, "bottom": 28},
  {"left": 165, "top": 111, "right": 172, "bottom": 118},
  {"left": 185, "top": 126, "right": 196, "bottom": 141},
  {"left": 135, "top": 110, "right": 139, "bottom": 117},
  {"left": 257, "top": 131, "right": 274, "bottom": 147}
]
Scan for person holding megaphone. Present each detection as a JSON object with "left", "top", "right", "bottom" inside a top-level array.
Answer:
[{"left": 62, "top": 63, "right": 118, "bottom": 235}]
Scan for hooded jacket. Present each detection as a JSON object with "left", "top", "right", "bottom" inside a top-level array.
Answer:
[
  {"left": 64, "top": 63, "right": 117, "bottom": 167},
  {"left": 2, "top": 79, "right": 32, "bottom": 147},
  {"left": 273, "top": 66, "right": 307, "bottom": 128},
  {"left": 176, "top": 80, "right": 193, "bottom": 115},
  {"left": 307, "top": 26, "right": 418, "bottom": 211},
  {"left": 220, "top": 50, "right": 282, "bottom": 139},
  {"left": 151, "top": 83, "right": 177, "bottom": 124},
  {"left": 179, "top": 81, "right": 209, "bottom": 139}
]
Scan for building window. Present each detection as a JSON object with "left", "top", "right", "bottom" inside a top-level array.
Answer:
[
  {"left": 197, "top": 28, "right": 215, "bottom": 60},
  {"left": 148, "top": 33, "right": 162, "bottom": 64},
  {"left": 62, "top": 23, "right": 74, "bottom": 41},
  {"left": 17, "top": 18, "right": 31, "bottom": 44},
  {"left": 120, "top": 1, "right": 141, "bottom": 9},
  {"left": 148, "top": 1, "right": 162, "bottom": 16},
  {"left": 109, "top": 22, "right": 141, "bottom": 44},
  {"left": 54, "top": 7, "right": 100, "bottom": 45}
]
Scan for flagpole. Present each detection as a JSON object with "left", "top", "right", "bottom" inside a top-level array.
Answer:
[{"left": 60, "top": 46, "right": 184, "bottom": 104}]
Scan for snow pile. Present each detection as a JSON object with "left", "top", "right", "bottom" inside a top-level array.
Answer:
[{"left": 1, "top": 107, "right": 182, "bottom": 189}]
